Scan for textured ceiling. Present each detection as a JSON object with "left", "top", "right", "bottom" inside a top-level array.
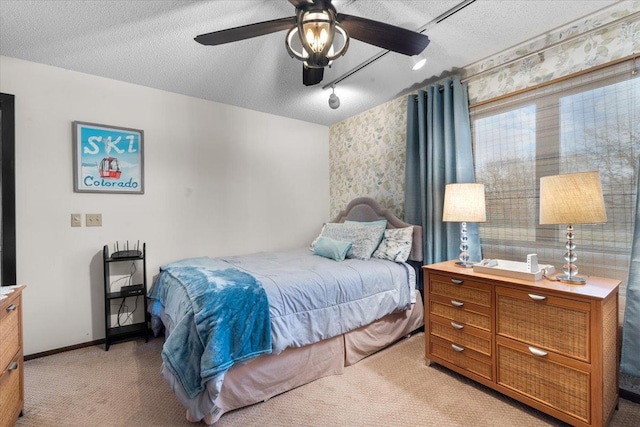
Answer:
[{"left": 0, "top": 0, "right": 617, "bottom": 126}]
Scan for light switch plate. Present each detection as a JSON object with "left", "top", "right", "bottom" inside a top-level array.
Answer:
[
  {"left": 71, "top": 213, "right": 82, "bottom": 227},
  {"left": 86, "top": 213, "right": 102, "bottom": 227}
]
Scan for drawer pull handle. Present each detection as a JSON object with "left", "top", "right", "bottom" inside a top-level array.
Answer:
[
  {"left": 451, "top": 344, "right": 465, "bottom": 352},
  {"left": 451, "top": 321, "right": 464, "bottom": 330},
  {"left": 528, "top": 346, "right": 548, "bottom": 357},
  {"left": 6, "top": 304, "right": 17, "bottom": 312},
  {"left": 528, "top": 294, "right": 547, "bottom": 301},
  {"left": 451, "top": 300, "right": 464, "bottom": 307},
  {"left": 450, "top": 278, "right": 464, "bottom": 285},
  {"left": 8, "top": 361, "right": 18, "bottom": 371}
]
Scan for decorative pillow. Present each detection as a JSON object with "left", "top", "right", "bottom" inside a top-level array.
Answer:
[
  {"left": 344, "top": 219, "right": 387, "bottom": 228},
  {"left": 344, "top": 220, "right": 387, "bottom": 251},
  {"left": 312, "top": 222, "right": 386, "bottom": 260},
  {"left": 373, "top": 226, "right": 414, "bottom": 262},
  {"left": 312, "top": 236, "right": 352, "bottom": 262}
]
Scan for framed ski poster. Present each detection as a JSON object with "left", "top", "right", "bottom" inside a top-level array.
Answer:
[{"left": 73, "top": 121, "right": 144, "bottom": 194}]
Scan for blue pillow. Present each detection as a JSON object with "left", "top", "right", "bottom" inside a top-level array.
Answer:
[{"left": 313, "top": 236, "right": 352, "bottom": 262}]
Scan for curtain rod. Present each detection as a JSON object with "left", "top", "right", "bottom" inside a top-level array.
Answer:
[
  {"left": 411, "top": 83, "right": 453, "bottom": 100},
  {"left": 461, "top": 10, "right": 640, "bottom": 83}
]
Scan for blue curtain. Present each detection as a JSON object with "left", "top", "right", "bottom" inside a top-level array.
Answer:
[
  {"left": 621, "top": 164, "right": 640, "bottom": 377},
  {"left": 405, "top": 76, "right": 481, "bottom": 265}
]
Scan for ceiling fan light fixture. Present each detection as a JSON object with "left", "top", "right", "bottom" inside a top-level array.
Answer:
[
  {"left": 330, "top": 25, "right": 349, "bottom": 59},
  {"left": 196, "top": 0, "right": 430, "bottom": 87},
  {"left": 285, "top": 6, "right": 349, "bottom": 69},
  {"left": 302, "top": 12, "right": 332, "bottom": 53}
]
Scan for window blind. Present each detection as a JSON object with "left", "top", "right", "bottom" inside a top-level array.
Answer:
[{"left": 471, "top": 59, "right": 640, "bottom": 319}]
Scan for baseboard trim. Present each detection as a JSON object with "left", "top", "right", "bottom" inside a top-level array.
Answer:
[
  {"left": 25, "top": 332, "right": 158, "bottom": 360},
  {"left": 620, "top": 371, "right": 640, "bottom": 404},
  {"left": 620, "top": 388, "right": 640, "bottom": 404},
  {"left": 25, "top": 339, "right": 105, "bottom": 360}
]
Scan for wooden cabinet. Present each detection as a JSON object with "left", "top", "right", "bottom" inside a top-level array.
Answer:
[
  {"left": 0, "top": 286, "right": 25, "bottom": 427},
  {"left": 424, "top": 261, "right": 619, "bottom": 427}
]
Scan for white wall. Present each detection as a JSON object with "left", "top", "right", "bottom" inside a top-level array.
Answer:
[{"left": 0, "top": 56, "right": 330, "bottom": 355}]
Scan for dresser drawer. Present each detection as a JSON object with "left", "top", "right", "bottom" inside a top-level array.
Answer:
[
  {"left": 430, "top": 274, "right": 492, "bottom": 307},
  {"left": 0, "top": 295, "right": 21, "bottom": 371},
  {"left": 430, "top": 314, "right": 492, "bottom": 356},
  {"left": 430, "top": 299, "right": 491, "bottom": 331},
  {"left": 0, "top": 352, "right": 23, "bottom": 427},
  {"left": 497, "top": 338, "right": 590, "bottom": 424},
  {"left": 431, "top": 335, "right": 492, "bottom": 380},
  {"left": 496, "top": 286, "right": 591, "bottom": 361}
]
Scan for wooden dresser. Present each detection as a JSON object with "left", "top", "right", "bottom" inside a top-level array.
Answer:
[
  {"left": 0, "top": 286, "right": 25, "bottom": 427},
  {"left": 424, "top": 261, "right": 619, "bottom": 427}
]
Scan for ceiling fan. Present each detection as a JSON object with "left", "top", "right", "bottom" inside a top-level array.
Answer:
[{"left": 195, "top": 0, "right": 430, "bottom": 86}]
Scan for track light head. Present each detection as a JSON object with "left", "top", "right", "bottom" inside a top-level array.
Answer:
[
  {"left": 411, "top": 54, "right": 427, "bottom": 71},
  {"left": 328, "top": 87, "right": 340, "bottom": 109}
]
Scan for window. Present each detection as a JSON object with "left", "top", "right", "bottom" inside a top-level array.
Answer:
[{"left": 471, "top": 60, "right": 639, "bottom": 318}]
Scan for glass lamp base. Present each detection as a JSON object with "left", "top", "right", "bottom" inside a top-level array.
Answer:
[
  {"left": 556, "top": 274, "right": 586, "bottom": 284},
  {"left": 454, "top": 261, "right": 478, "bottom": 268}
]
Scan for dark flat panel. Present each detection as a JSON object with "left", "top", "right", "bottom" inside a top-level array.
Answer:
[{"left": 0, "top": 93, "right": 16, "bottom": 286}]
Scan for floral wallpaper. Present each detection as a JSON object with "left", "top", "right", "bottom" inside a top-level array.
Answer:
[
  {"left": 329, "top": 96, "right": 407, "bottom": 219},
  {"left": 328, "top": 0, "right": 639, "bottom": 217},
  {"left": 466, "top": 0, "right": 640, "bottom": 104}
]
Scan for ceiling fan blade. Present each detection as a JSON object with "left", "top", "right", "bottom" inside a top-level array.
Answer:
[
  {"left": 336, "top": 13, "right": 430, "bottom": 56},
  {"left": 195, "top": 16, "right": 297, "bottom": 46},
  {"left": 303, "top": 66, "right": 324, "bottom": 86},
  {"left": 288, "top": 0, "right": 315, "bottom": 7}
]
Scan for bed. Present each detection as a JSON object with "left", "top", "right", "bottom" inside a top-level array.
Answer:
[{"left": 147, "top": 197, "right": 424, "bottom": 425}]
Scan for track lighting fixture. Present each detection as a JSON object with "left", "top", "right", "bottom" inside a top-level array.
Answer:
[
  {"left": 411, "top": 54, "right": 427, "bottom": 71},
  {"left": 328, "top": 86, "right": 340, "bottom": 109}
]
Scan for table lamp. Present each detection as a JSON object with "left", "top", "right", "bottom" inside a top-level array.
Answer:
[
  {"left": 443, "top": 183, "right": 486, "bottom": 267},
  {"left": 539, "top": 171, "right": 607, "bottom": 284}
]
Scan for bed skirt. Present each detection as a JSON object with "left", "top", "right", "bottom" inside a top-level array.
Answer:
[{"left": 164, "top": 290, "right": 424, "bottom": 425}]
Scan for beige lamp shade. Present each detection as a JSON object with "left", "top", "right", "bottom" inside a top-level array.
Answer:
[
  {"left": 539, "top": 171, "right": 607, "bottom": 225},
  {"left": 443, "top": 183, "right": 486, "bottom": 222}
]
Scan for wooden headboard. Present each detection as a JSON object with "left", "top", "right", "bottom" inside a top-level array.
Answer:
[{"left": 331, "top": 197, "right": 423, "bottom": 263}]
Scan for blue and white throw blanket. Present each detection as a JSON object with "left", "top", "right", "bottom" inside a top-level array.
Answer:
[{"left": 149, "top": 257, "right": 271, "bottom": 399}]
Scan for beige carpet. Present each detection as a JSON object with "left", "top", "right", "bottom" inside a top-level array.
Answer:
[{"left": 16, "top": 333, "right": 640, "bottom": 426}]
